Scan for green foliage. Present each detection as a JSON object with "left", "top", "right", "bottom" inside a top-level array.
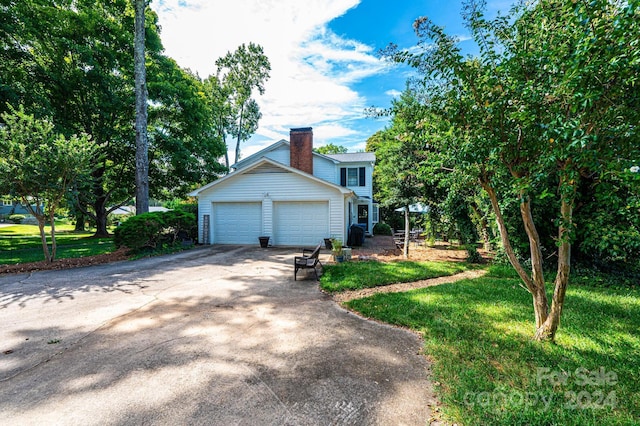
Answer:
[
  {"left": 114, "top": 210, "right": 196, "bottom": 253},
  {"left": 575, "top": 168, "right": 640, "bottom": 268},
  {"left": 381, "top": 0, "right": 640, "bottom": 339},
  {"left": 346, "top": 269, "right": 640, "bottom": 425},
  {"left": 314, "top": 143, "right": 348, "bottom": 155},
  {"left": 0, "top": 105, "right": 96, "bottom": 261},
  {"left": 8, "top": 214, "right": 25, "bottom": 224},
  {"left": 164, "top": 199, "right": 198, "bottom": 216},
  {"left": 320, "top": 260, "right": 472, "bottom": 292},
  {"left": 2, "top": 1, "right": 226, "bottom": 235},
  {"left": 330, "top": 238, "right": 343, "bottom": 256},
  {"left": 372, "top": 222, "right": 392, "bottom": 236},
  {"left": 208, "top": 42, "right": 271, "bottom": 166}
]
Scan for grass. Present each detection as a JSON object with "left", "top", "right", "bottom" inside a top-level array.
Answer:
[
  {"left": 344, "top": 264, "right": 640, "bottom": 425},
  {"left": 0, "top": 223, "right": 115, "bottom": 264},
  {"left": 320, "top": 260, "right": 475, "bottom": 292}
]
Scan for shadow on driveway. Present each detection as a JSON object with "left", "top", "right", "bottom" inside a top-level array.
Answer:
[{"left": 0, "top": 246, "right": 436, "bottom": 425}]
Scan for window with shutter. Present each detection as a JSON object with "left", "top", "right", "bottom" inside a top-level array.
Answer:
[{"left": 340, "top": 167, "right": 366, "bottom": 187}]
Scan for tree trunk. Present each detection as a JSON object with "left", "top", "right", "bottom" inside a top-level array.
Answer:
[
  {"left": 234, "top": 104, "right": 245, "bottom": 164},
  {"left": 49, "top": 210, "right": 57, "bottom": 261},
  {"left": 74, "top": 210, "right": 86, "bottom": 232},
  {"left": 403, "top": 206, "right": 410, "bottom": 259},
  {"left": 470, "top": 202, "right": 492, "bottom": 251},
  {"left": 134, "top": 0, "right": 149, "bottom": 215},
  {"left": 482, "top": 179, "right": 552, "bottom": 337},
  {"left": 37, "top": 217, "right": 52, "bottom": 262},
  {"left": 93, "top": 196, "right": 110, "bottom": 237},
  {"left": 481, "top": 180, "right": 534, "bottom": 290},
  {"left": 21, "top": 196, "right": 52, "bottom": 262},
  {"left": 534, "top": 181, "right": 575, "bottom": 341},
  {"left": 519, "top": 192, "right": 549, "bottom": 328}
]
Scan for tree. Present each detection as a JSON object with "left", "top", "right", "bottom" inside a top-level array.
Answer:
[
  {"left": 212, "top": 43, "right": 271, "bottom": 166},
  {"left": 2, "top": 1, "right": 226, "bottom": 236},
  {"left": 134, "top": 0, "right": 149, "bottom": 215},
  {"left": 367, "top": 90, "right": 431, "bottom": 258},
  {"left": 0, "top": 106, "right": 95, "bottom": 262},
  {"left": 314, "top": 144, "right": 348, "bottom": 155},
  {"left": 385, "top": 0, "right": 640, "bottom": 341}
]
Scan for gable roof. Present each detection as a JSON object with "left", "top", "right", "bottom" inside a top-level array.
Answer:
[
  {"left": 231, "top": 139, "right": 289, "bottom": 170},
  {"left": 189, "top": 157, "right": 354, "bottom": 197},
  {"left": 231, "top": 139, "right": 375, "bottom": 170}
]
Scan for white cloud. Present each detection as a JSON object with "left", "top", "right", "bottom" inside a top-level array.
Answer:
[
  {"left": 385, "top": 89, "right": 402, "bottom": 97},
  {"left": 152, "top": 0, "right": 386, "bottom": 151}
]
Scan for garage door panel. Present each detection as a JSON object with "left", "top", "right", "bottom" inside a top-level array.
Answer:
[
  {"left": 274, "top": 201, "right": 328, "bottom": 247},
  {"left": 213, "top": 202, "right": 261, "bottom": 244}
]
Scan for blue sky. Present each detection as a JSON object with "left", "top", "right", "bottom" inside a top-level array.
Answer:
[{"left": 152, "top": 0, "right": 512, "bottom": 159}]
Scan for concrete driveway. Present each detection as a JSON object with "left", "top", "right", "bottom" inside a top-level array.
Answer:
[{"left": 0, "top": 246, "right": 435, "bottom": 425}]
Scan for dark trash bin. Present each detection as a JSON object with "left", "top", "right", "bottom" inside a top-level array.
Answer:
[{"left": 348, "top": 224, "right": 365, "bottom": 247}]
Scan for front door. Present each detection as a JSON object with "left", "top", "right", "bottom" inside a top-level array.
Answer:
[{"left": 357, "top": 204, "right": 368, "bottom": 232}]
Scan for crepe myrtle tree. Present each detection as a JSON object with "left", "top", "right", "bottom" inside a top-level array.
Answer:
[
  {"left": 0, "top": 106, "right": 96, "bottom": 262},
  {"left": 385, "top": 0, "right": 640, "bottom": 341}
]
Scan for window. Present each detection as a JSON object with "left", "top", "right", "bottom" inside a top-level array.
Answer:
[
  {"left": 372, "top": 204, "right": 379, "bottom": 223},
  {"left": 340, "top": 167, "right": 366, "bottom": 187},
  {"left": 347, "top": 168, "right": 358, "bottom": 186}
]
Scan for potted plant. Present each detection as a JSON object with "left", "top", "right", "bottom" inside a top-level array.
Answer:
[
  {"left": 330, "top": 238, "right": 344, "bottom": 262},
  {"left": 324, "top": 238, "right": 333, "bottom": 250}
]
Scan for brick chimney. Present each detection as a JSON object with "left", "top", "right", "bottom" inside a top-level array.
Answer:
[{"left": 289, "top": 127, "right": 313, "bottom": 175}]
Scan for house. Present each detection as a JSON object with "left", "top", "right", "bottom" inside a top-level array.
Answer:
[
  {"left": 0, "top": 198, "right": 41, "bottom": 220},
  {"left": 189, "top": 127, "right": 378, "bottom": 247}
]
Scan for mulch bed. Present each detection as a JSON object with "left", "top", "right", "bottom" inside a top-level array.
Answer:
[{"left": 0, "top": 247, "right": 131, "bottom": 275}]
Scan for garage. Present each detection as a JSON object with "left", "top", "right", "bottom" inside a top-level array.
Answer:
[
  {"left": 213, "top": 202, "right": 262, "bottom": 244},
  {"left": 273, "top": 201, "right": 329, "bottom": 247}
]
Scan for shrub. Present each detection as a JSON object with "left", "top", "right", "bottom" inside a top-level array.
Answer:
[
  {"left": 373, "top": 222, "right": 392, "bottom": 236},
  {"left": 164, "top": 199, "right": 198, "bottom": 216},
  {"left": 8, "top": 214, "right": 25, "bottom": 224},
  {"left": 114, "top": 210, "right": 196, "bottom": 253}
]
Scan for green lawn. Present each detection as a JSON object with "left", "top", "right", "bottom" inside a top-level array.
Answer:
[
  {"left": 320, "top": 260, "right": 475, "bottom": 292},
  {"left": 0, "top": 223, "right": 114, "bottom": 264},
  {"left": 343, "top": 264, "right": 640, "bottom": 425}
]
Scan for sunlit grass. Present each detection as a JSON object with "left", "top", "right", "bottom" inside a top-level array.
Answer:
[
  {"left": 345, "top": 265, "right": 640, "bottom": 425},
  {"left": 320, "top": 260, "right": 475, "bottom": 292},
  {"left": 0, "top": 223, "right": 114, "bottom": 264}
]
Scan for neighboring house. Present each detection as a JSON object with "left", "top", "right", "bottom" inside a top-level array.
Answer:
[
  {"left": 0, "top": 198, "right": 41, "bottom": 218},
  {"left": 189, "top": 127, "right": 378, "bottom": 247}
]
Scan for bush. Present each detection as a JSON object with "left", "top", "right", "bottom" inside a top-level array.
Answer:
[
  {"left": 373, "top": 222, "right": 392, "bottom": 235},
  {"left": 164, "top": 199, "right": 198, "bottom": 216},
  {"left": 114, "top": 210, "right": 196, "bottom": 253},
  {"left": 8, "top": 214, "right": 25, "bottom": 224}
]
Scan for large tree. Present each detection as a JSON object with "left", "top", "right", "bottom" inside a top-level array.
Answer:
[
  {"left": 385, "top": 0, "right": 640, "bottom": 341},
  {"left": 211, "top": 43, "right": 271, "bottom": 167},
  {"left": 1, "top": 1, "right": 226, "bottom": 235},
  {"left": 0, "top": 106, "right": 95, "bottom": 262},
  {"left": 134, "top": 0, "right": 149, "bottom": 215},
  {"left": 314, "top": 144, "right": 348, "bottom": 155}
]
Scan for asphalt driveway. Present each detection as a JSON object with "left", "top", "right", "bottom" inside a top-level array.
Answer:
[{"left": 0, "top": 246, "right": 435, "bottom": 425}]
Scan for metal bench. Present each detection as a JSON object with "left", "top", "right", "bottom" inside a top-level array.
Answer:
[{"left": 294, "top": 243, "right": 322, "bottom": 281}]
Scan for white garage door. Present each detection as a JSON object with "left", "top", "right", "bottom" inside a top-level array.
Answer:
[
  {"left": 273, "top": 201, "right": 329, "bottom": 247},
  {"left": 213, "top": 202, "right": 262, "bottom": 244}
]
